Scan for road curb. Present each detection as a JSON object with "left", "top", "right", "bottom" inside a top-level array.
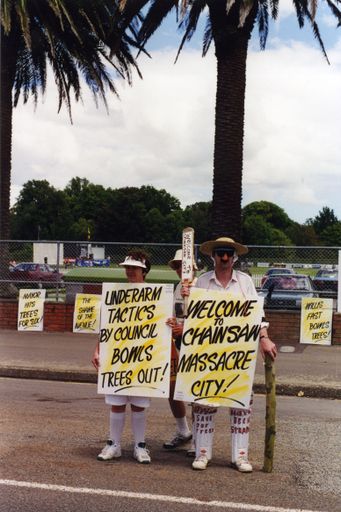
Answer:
[{"left": 0, "top": 367, "right": 339, "bottom": 399}]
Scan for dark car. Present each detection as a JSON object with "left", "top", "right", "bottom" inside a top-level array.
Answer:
[
  {"left": 260, "top": 267, "right": 295, "bottom": 287},
  {"left": 10, "top": 262, "right": 64, "bottom": 288},
  {"left": 312, "top": 268, "right": 338, "bottom": 296},
  {"left": 258, "top": 274, "right": 317, "bottom": 309}
]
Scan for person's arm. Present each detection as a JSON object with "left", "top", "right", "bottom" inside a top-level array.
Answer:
[
  {"left": 259, "top": 328, "right": 277, "bottom": 361},
  {"left": 244, "top": 273, "right": 277, "bottom": 361},
  {"left": 92, "top": 341, "right": 100, "bottom": 370},
  {"left": 166, "top": 317, "right": 184, "bottom": 338}
]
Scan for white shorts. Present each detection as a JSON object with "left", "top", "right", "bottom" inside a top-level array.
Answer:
[{"left": 104, "top": 394, "right": 151, "bottom": 408}]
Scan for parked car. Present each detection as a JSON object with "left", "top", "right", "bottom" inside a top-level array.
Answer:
[
  {"left": 312, "top": 268, "right": 338, "bottom": 295},
  {"left": 9, "top": 262, "right": 64, "bottom": 288},
  {"left": 260, "top": 267, "right": 295, "bottom": 287},
  {"left": 258, "top": 274, "right": 317, "bottom": 309}
]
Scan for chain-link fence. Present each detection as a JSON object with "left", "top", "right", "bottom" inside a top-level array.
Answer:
[{"left": 0, "top": 240, "right": 339, "bottom": 308}]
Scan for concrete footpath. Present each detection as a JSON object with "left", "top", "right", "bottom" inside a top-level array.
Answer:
[{"left": 0, "top": 330, "right": 340, "bottom": 399}]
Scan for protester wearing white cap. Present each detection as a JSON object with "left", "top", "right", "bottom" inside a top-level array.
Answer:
[
  {"left": 92, "top": 250, "right": 152, "bottom": 464},
  {"left": 181, "top": 237, "right": 277, "bottom": 472}
]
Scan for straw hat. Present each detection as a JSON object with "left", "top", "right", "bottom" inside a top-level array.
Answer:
[
  {"left": 199, "top": 237, "right": 248, "bottom": 256},
  {"left": 168, "top": 249, "right": 198, "bottom": 270}
]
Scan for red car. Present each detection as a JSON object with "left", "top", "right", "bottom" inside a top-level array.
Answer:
[{"left": 10, "top": 262, "right": 64, "bottom": 287}]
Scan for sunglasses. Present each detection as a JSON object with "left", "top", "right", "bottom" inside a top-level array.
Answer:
[{"left": 213, "top": 247, "right": 235, "bottom": 257}]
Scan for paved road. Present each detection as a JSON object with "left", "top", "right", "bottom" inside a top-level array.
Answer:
[{"left": 0, "top": 378, "right": 340, "bottom": 512}]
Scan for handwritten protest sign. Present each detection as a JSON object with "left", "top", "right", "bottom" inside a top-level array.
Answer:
[
  {"left": 98, "top": 282, "right": 173, "bottom": 398},
  {"left": 182, "top": 227, "right": 195, "bottom": 282},
  {"left": 300, "top": 298, "right": 333, "bottom": 345},
  {"left": 73, "top": 293, "right": 101, "bottom": 333},
  {"left": 17, "top": 289, "right": 46, "bottom": 331},
  {"left": 174, "top": 288, "right": 263, "bottom": 409}
]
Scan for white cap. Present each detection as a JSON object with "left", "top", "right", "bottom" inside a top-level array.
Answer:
[{"left": 119, "top": 256, "right": 147, "bottom": 269}]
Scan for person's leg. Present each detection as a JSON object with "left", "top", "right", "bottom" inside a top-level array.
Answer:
[
  {"left": 97, "top": 404, "right": 126, "bottom": 461},
  {"left": 192, "top": 405, "right": 217, "bottom": 470},
  {"left": 230, "top": 394, "right": 253, "bottom": 472},
  {"left": 164, "top": 379, "right": 191, "bottom": 449},
  {"left": 131, "top": 400, "right": 151, "bottom": 464}
]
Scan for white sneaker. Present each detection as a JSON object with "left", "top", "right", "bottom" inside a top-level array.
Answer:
[
  {"left": 192, "top": 454, "right": 209, "bottom": 470},
  {"left": 233, "top": 456, "right": 253, "bottom": 473},
  {"left": 133, "top": 442, "right": 151, "bottom": 464},
  {"left": 97, "top": 440, "right": 121, "bottom": 461}
]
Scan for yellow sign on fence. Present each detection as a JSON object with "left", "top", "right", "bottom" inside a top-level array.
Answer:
[
  {"left": 98, "top": 282, "right": 173, "bottom": 398},
  {"left": 300, "top": 298, "right": 333, "bottom": 345},
  {"left": 17, "top": 289, "right": 46, "bottom": 331},
  {"left": 73, "top": 293, "right": 101, "bottom": 333},
  {"left": 174, "top": 288, "right": 263, "bottom": 408}
]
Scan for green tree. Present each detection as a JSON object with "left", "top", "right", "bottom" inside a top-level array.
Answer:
[
  {"left": 183, "top": 202, "right": 212, "bottom": 242},
  {"left": 123, "top": 0, "right": 340, "bottom": 239},
  {"left": 320, "top": 223, "right": 341, "bottom": 246},
  {"left": 11, "top": 180, "right": 72, "bottom": 239},
  {"left": 243, "top": 201, "right": 293, "bottom": 232},
  {"left": 309, "top": 206, "right": 339, "bottom": 235},
  {"left": 1, "top": 0, "right": 141, "bottom": 243},
  {"left": 64, "top": 177, "right": 110, "bottom": 239}
]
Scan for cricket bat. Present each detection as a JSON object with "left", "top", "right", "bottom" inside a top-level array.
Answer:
[{"left": 181, "top": 226, "right": 195, "bottom": 315}]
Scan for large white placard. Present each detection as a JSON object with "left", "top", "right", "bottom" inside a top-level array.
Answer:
[
  {"left": 174, "top": 288, "right": 263, "bottom": 409},
  {"left": 98, "top": 282, "right": 173, "bottom": 398}
]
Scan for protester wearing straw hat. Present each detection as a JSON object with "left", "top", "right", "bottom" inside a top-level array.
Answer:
[
  {"left": 163, "top": 249, "right": 196, "bottom": 452},
  {"left": 92, "top": 250, "right": 152, "bottom": 464},
  {"left": 182, "top": 237, "right": 277, "bottom": 472}
]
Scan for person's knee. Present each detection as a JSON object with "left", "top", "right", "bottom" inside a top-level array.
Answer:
[{"left": 131, "top": 405, "right": 145, "bottom": 412}]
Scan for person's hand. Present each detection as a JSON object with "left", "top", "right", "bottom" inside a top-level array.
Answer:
[
  {"left": 166, "top": 317, "right": 184, "bottom": 338},
  {"left": 92, "top": 343, "right": 100, "bottom": 370},
  {"left": 181, "top": 283, "right": 191, "bottom": 298},
  {"left": 259, "top": 336, "right": 277, "bottom": 361}
]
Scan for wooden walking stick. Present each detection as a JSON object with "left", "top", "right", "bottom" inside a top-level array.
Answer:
[
  {"left": 263, "top": 353, "right": 276, "bottom": 473},
  {"left": 181, "top": 227, "right": 195, "bottom": 315}
]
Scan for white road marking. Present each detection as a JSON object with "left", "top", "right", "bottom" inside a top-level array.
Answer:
[{"left": 0, "top": 479, "right": 324, "bottom": 512}]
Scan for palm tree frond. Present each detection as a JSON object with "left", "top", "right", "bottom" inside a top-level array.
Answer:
[
  {"left": 238, "top": 0, "right": 255, "bottom": 27},
  {"left": 269, "top": 0, "right": 279, "bottom": 20},
  {"left": 1, "top": 0, "right": 13, "bottom": 33},
  {"left": 202, "top": 14, "right": 212, "bottom": 56},
  {"left": 138, "top": 0, "right": 177, "bottom": 48},
  {"left": 325, "top": 0, "right": 341, "bottom": 26},
  {"left": 257, "top": 0, "right": 269, "bottom": 49},
  {"left": 175, "top": 0, "right": 206, "bottom": 62}
]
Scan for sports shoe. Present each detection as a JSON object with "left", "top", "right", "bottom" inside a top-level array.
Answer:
[
  {"left": 163, "top": 432, "right": 192, "bottom": 450},
  {"left": 186, "top": 446, "right": 196, "bottom": 458},
  {"left": 192, "top": 454, "right": 210, "bottom": 470},
  {"left": 133, "top": 442, "right": 151, "bottom": 464},
  {"left": 97, "top": 440, "right": 121, "bottom": 461},
  {"left": 232, "top": 456, "right": 253, "bottom": 473}
]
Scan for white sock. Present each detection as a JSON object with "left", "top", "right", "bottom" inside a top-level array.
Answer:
[
  {"left": 230, "top": 394, "right": 253, "bottom": 463},
  {"left": 131, "top": 410, "right": 146, "bottom": 446},
  {"left": 175, "top": 416, "right": 190, "bottom": 436},
  {"left": 109, "top": 411, "right": 125, "bottom": 446},
  {"left": 193, "top": 405, "right": 216, "bottom": 460}
]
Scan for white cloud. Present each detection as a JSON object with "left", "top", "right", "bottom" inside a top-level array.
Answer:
[{"left": 11, "top": 38, "right": 341, "bottom": 225}]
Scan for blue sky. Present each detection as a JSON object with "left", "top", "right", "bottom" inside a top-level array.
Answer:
[{"left": 11, "top": 3, "right": 341, "bottom": 226}]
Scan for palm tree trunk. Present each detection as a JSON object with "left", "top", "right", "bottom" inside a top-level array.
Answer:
[
  {"left": 211, "top": 35, "right": 249, "bottom": 240},
  {"left": 0, "top": 31, "right": 15, "bottom": 241},
  {"left": 0, "top": 31, "right": 16, "bottom": 296}
]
